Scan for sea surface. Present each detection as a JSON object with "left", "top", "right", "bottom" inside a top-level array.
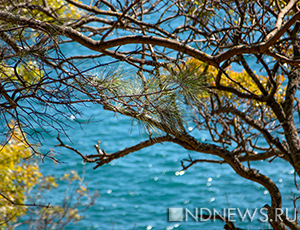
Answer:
[{"left": 26, "top": 103, "right": 297, "bottom": 230}]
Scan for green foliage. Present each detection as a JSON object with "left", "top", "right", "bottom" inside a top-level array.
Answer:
[
  {"left": 0, "top": 0, "right": 83, "bottom": 85},
  {"left": 0, "top": 0, "right": 82, "bottom": 23},
  {"left": 183, "top": 0, "right": 222, "bottom": 24},
  {"left": 179, "top": 58, "right": 286, "bottom": 116},
  {"left": 0, "top": 125, "right": 98, "bottom": 229},
  {"left": 0, "top": 125, "right": 44, "bottom": 225},
  {"left": 25, "top": 170, "right": 98, "bottom": 230},
  {"left": 0, "top": 60, "right": 43, "bottom": 86},
  {"left": 87, "top": 66, "right": 194, "bottom": 134}
]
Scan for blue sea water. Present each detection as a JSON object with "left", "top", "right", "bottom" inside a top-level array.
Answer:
[{"left": 27, "top": 104, "right": 297, "bottom": 230}]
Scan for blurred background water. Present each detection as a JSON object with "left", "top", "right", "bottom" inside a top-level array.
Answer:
[{"left": 28, "top": 102, "right": 297, "bottom": 230}]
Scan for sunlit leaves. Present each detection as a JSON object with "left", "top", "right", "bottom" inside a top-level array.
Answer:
[
  {"left": 42, "top": 0, "right": 83, "bottom": 20},
  {"left": 183, "top": 0, "right": 222, "bottom": 25},
  {"left": 0, "top": 126, "right": 43, "bottom": 225},
  {"left": 183, "top": 58, "right": 286, "bottom": 105},
  {"left": 0, "top": 124, "right": 96, "bottom": 228},
  {"left": 0, "top": 0, "right": 82, "bottom": 23},
  {"left": 0, "top": 60, "right": 43, "bottom": 86}
]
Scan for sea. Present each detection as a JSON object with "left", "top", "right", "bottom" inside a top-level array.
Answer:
[{"left": 26, "top": 102, "right": 298, "bottom": 230}]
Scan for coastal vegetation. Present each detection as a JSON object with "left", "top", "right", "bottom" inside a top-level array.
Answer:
[{"left": 1, "top": 0, "right": 300, "bottom": 229}]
